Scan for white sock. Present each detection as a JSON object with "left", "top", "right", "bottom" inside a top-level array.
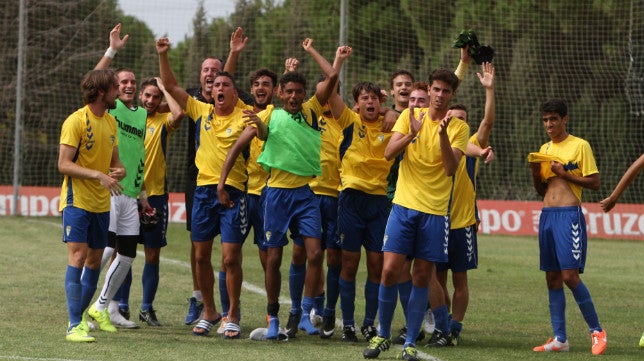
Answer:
[
  {"left": 193, "top": 290, "right": 203, "bottom": 302},
  {"left": 100, "top": 247, "right": 115, "bottom": 271},
  {"left": 95, "top": 254, "right": 134, "bottom": 311}
]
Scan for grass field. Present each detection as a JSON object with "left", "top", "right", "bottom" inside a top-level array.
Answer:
[{"left": 0, "top": 216, "right": 642, "bottom": 361}]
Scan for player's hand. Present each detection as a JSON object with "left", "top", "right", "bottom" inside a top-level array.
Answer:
[
  {"left": 302, "top": 38, "right": 314, "bottom": 52},
  {"left": 477, "top": 62, "right": 495, "bottom": 89},
  {"left": 438, "top": 112, "right": 451, "bottom": 135},
  {"left": 409, "top": 106, "right": 425, "bottom": 136},
  {"left": 550, "top": 161, "right": 565, "bottom": 176},
  {"left": 109, "top": 23, "right": 129, "bottom": 51},
  {"left": 242, "top": 109, "right": 262, "bottom": 127},
  {"left": 229, "top": 27, "right": 248, "bottom": 53},
  {"left": 108, "top": 167, "right": 125, "bottom": 181},
  {"left": 336, "top": 45, "right": 352, "bottom": 60},
  {"left": 154, "top": 77, "right": 166, "bottom": 92},
  {"left": 156, "top": 38, "right": 170, "bottom": 55},
  {"left": 480, "top": 146, "right": 495, "bottom": 164},
  {"left": 217, "top": 186, "right": 234, "bottom": 208},
  {"left": 285, "top": 58, "right": 299, "bottom": 72},
  {"left": 381, "top": 109, "right": 397, "bottom": 132},
  {"left": 98, "top": 173, "right": 123, "bottom": 196},
  {"left": 599, "top": 197, "right": 616, "bottom": 212}
]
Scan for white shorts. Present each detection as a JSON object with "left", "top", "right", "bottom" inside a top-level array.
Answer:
[{"left": 109, "top": 194, "right": 140, "bottom": 236}]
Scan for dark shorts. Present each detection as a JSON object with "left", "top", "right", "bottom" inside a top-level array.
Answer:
[
  {"left": 263, "top": 185, "right": 321, "bottom": 248},
  {"left": 247, "top": 192, "right": 267, "bottom": 251},
  {"left": 140, "top": 194, "right": 169, "bottom": 249},
  {"left": 61, "top": 206, "right": 109, "bottom": 249},
  {"left": 337, "top": 189, "right": 388, "bottom": 253},
  {"left": 191, "top": 185, "right": 247, "bottom": 243},
  {"left": 539, "top": 206, "right": 587, "bottom": 273},
  {"left": 292, "top": 194, "right": 338, "bottom": 250},
  {"left": 383, "top": 204, "right": 449, "bottom": 263},
  {"left": 436, "top": 224, "right": 478, "bottom": 272}
]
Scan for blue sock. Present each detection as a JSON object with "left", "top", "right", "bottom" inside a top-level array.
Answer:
[
  {"left": 289, "top": 263, "right": 305, "bottom": 314},
  {"left": 324, "top": 265, "right": 341, "bottom": 316},
  {"left": 65, "top": 265, "right": 82, "bottom": 327},
  {"left": 314, "top": 293, "right": 325, "bottom": 316},
  {"left": 218, "top": 270, "right": 229, "bottom": 316},
  {"left": 571, "top": 281, "right": 601, "bottom": 333},
  {"left": 432, "top": 305, "right": 450, "bottom": 334},
  {"left": 398, "top": 280, "right": 412, "bottom": 322},
  {"left": 450, "top": 320, "right": 463, "bottom": 336},
  {"left": 377, "top": 284, "right": 397, "bottom": 339},
  {"left": 119, "top": 268, "right": 132, "bottom": 308},
  {"left": 339, "top": 276, "right": 356, "bottom": 326},
  {"left": 549, "top": 288, "right": 567, "bottom": 342},
  {"left": 141, "top": 262, "right": 159, "bottom": 311},
  {"left": 80, "top": 266, "right": 99, "bottom": 312},
  {"left": 404, "top": 285, "right": 428, "bottom": 347},
  {"left": 363, "top": 279, "right": 379, "bottom": 326}
]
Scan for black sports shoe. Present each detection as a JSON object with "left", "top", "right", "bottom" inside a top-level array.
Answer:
[
  {"left": 361, "top": 325, "right": 377, "bottom": 341},
  {"left": 139, "top": 307, "right": 161, "bottom": 326},
  {"left": 119, "top": 307, "right": 130, "bottom": 320},
  {"left": 342, "top": 325, "right": 358, "bottom": 342},
  {"left": 394, "top": 327, "right": 426, "bottom": 345},
  {"left": 425, "top": 329, "right": 451, "bottom": 347},
  {"left": 363, "top": 336, "right": 391, "bottom": 359},
  {"left": 285, "top": 311, "right": 301, "bottom": 338},
  {"left": 449, "top": 329, "right": 460, "bottom": 346},
  {"left": 320, "top": 311, "right": 335, "bottom": 339},
  {"left": 400, "top": 346, "right": 419, "bottom": 361}
]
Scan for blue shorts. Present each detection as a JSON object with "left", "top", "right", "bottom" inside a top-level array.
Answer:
[
  {"left": 539, "top": 206, "right": 587, "bottom": 273},
  {"left": 263, "top": 185, "right": 321, "bottom": 248},
  {"left": 140, "top": 194, "right": 168, "bottom": 249},
  {"left": 338, "top": 189, "right": 388, "bottom": 253},
  {"left": 191, "top": 185, "right": 247, "bottom": 243},
  {"left": 292, "top": 194, "right": 338, "bottom": 250},
  {"left": 436, "top": 224, "right": 478, "bottom": 272},
  {"left": 247, "top": 193, "right": 267, "bottom": 251},
  {"left": 382, "top": 204, "right": 449, "bottom": 263},
  {"left": 61, "top": 206, "right": 109, "bottom": 249}
]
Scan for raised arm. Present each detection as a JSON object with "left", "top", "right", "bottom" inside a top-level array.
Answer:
[
  {"left": 600, "top": 153, "right": 644, "bottom": 212},
  {"left": 223, "top": 27, "right": 248, "bottom": 75},
  {"left": 302, "top": 38, "right": 338, "bottom": 106},
  {"left": 156, "top": 37, "right": 189, "bottom": 110},
  {"left": 95, "top": 23, "right": 129, "bottom": 70},
  {"left": 326, "top": 46, "right": 352, "bottom": 119},
  {"left": 475, "top": 62, "right": 495, "bottom": 147},
  {"left": 155, "top": 77, "right": 184, "bottom": 129},
  {"left": 438, "top": 116, "right": 463, "bottom": 176}
]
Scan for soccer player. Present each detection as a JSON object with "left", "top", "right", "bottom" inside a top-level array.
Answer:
[
  {"left": 137, "top": 76, "right": 184, "bottom": 326},
  {"left": 435, "top": 61, "right": 496, "bottom": 346},
  {"left": 59, "top": 68, "right": 124, "bottom": 342},
  {"left": 529, "top": 98, "right": 606, "bottom": 355},
  {"left": 88, "top": 24, "right": 148, "bottom": 331},
  {"left": 324, "top": 47, "right": 396, "bottom": 343},
  {"left": 218, "top": 37, "right": 338, "bottom": 341},
  {"left": 363, "top": 68, "right": 469, "bottom": 361},
  {"left": 157, "top": 36, "right": 253, "bottom": 338}
]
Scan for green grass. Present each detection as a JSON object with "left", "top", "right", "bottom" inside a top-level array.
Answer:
[{"left": 0, "top": 216, "right": 641, "bottom": 361}]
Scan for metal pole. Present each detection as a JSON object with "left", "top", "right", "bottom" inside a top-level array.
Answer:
[
  {"left": 338, "top": 0, "right": 347, "bottom": 99},
  {"left": 12, "top": 0, "right": 26, "bottom": 216}
]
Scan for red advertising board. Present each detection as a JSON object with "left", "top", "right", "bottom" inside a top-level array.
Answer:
[{"left": 1, "top": 186, "right": 642, "bottom": 240}]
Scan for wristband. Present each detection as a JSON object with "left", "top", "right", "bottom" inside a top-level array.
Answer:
[{"left": 104, "top": 47, "right": 117, "bottom": 59}]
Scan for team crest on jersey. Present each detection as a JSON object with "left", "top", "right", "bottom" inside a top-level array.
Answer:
[
  {"left": 226, "top": 128, "right": 232, "bottom": 136},
  {"left": 65, "top": 225, "right": 72, "bottom": 237},
  {"left": 377, "top": 134, "right": 384, "bottom": 142},
  {"left": 148, "top": 126, "right": 155, "bottom": 135}
]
